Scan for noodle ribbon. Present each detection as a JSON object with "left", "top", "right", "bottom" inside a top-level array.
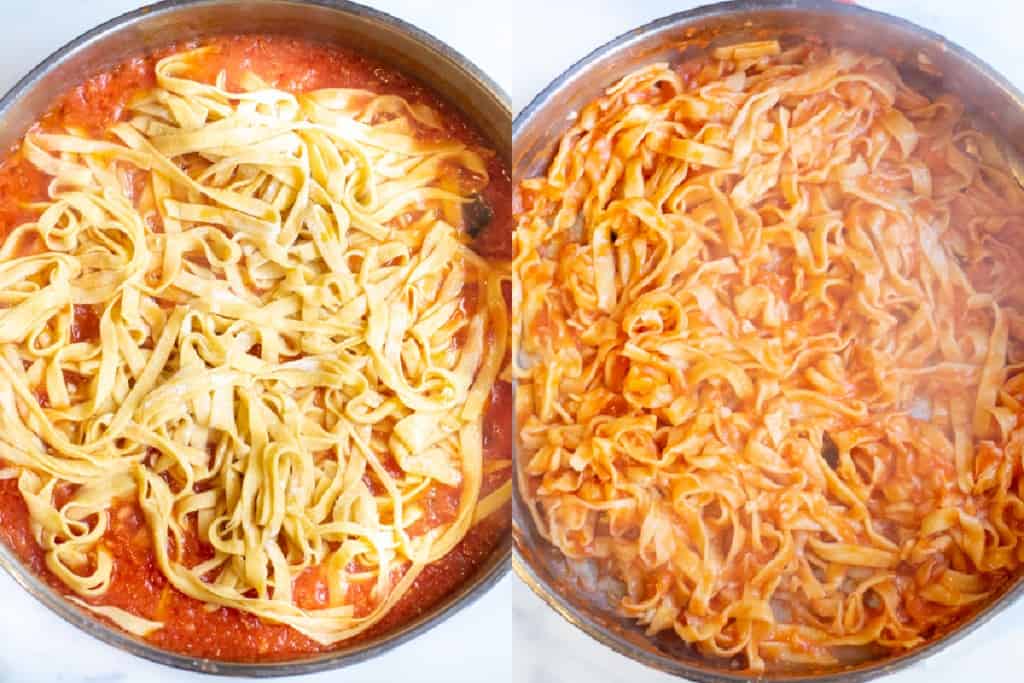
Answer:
[
  {"left": 0, "top": 47, "right": 509, "bottom": 643},
  {"left": 516, "top": 40, "right": 1024, "bottom": 670}
]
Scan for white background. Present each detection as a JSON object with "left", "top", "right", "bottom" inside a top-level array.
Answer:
[{"left": 0, "top": 1, "right": 1020, "bottom": 682}]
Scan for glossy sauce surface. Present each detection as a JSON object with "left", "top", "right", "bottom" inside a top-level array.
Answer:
[{"left": 0, "top": 35, "right": 512, "bottom": 660}]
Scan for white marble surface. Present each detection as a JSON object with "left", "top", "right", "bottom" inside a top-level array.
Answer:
[{"left": 0, "top": 1, "right": 1021, "bottom": 682}]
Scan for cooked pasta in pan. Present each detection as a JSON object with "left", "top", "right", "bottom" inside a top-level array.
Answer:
[
  {"left": 0, "top": 36, "right": 512, "bottom": 660},
  {"left": 515, "top": 39, "right": 1024, "bottom": 670}
]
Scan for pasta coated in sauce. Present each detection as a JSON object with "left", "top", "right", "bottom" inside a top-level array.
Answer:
[{"left": 515, "top": 40, "right": 1024, "bottom": 669}]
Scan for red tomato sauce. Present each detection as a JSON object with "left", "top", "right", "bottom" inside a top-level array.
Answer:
[{"left": 0, "top": 35, "right": 512, "bottom": 660}]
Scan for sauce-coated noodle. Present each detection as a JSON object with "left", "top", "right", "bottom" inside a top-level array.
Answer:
[{"left": 515, "top": 40, "right": 1024, "bottom": 669}]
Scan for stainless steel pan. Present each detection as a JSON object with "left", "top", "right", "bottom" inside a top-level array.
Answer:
[
  {"left": 513, "top": 1, "right": 1024, "bottom": 680},
  {"left": 0, "top": 0, "right": 511, "bottom": 675}
]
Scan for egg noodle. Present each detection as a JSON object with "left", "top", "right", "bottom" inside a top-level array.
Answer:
[
  {"left": 515, "top": 40, "right": 1024, "bottom": 669},
  {"left": 0, "top": 47, "right": 509, "bottom": 643}
]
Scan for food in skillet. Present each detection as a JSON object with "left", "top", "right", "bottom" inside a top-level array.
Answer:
[
  {"left": 515, "top": 39, "right": 1024, "bottom": 669},
  {"left": 0, "top": 36, "right": 513, "bottom": 659}
]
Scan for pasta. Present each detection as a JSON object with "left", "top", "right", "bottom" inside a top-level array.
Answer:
[
  {"left": 515, "top": 40, "right": 1024, "bottom": 670},
  {"left": 0, "top": 43, "right": 510, "bottom": 648}
]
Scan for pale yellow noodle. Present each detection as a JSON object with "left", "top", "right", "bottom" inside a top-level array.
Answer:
[{"left": 0, "top": 47, "right": 509, "bottom": 643}]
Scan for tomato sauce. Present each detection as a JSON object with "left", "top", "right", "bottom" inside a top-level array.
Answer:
[{"left": 0, "top": 35, "right": 512, "bottom": 660}]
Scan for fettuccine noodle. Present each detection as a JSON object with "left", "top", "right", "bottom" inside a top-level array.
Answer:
[
  {"left": 515, "top": 40, "right": 1024, "bottom": 669},
  {"left": 0, "top": 46, "right": 509, "bottom": 644}
]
